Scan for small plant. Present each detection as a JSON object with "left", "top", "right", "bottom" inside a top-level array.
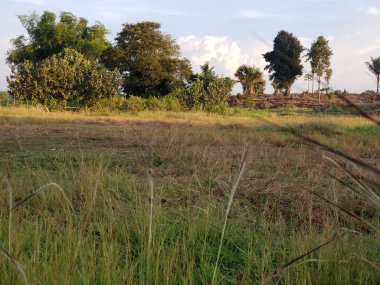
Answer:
[
  {"left": 205, "top": 103, "right": 229, "bottom": 115},
  {"left": 243, "top": 95, "right": 256, "bottom": 108}
]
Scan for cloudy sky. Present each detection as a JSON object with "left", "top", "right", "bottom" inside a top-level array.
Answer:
[{"left": 1, "top": 0, "right": 380, "bottom": 93}]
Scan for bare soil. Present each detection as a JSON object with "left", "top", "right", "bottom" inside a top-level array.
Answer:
[{"left": 228, "top": 93, "right": 380, "bottom": 110}]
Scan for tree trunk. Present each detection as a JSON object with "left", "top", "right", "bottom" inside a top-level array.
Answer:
[
  {"left": 286, "top": 83, "right": 292, "bottom": 97},
  {"left": 377, "top": 75, "right": 379, "bottom": 100},
  {"left": 318, "top": 76, "right": 321, "bottom": 101},
  {"left": 311, "top": 74, "right": 314, "bottom": 95},
  {"left": 307, "top": 80, "right": 310, "bottom": 93}
]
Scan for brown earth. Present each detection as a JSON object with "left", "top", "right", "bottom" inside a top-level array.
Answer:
[{"left": 228, "top": 93, "right": 380, "bottom": 110}]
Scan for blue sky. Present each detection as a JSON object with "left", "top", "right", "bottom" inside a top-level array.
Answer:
[{"left": 1, "top": 0, "right": 380, "bottom": 93}]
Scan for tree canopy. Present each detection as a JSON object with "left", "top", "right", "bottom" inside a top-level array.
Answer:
[
  {"left": 306, "top": 36, "right": 333, "bottom": 99},
  {"left": 235, "top": 65, "right": 265, "bottom": 98},
  {"left": 7, "top": 48, "right": 121, "bottom": 109},
  {"left": 7, "top": 11, "right": 110, "bottom": 65},
  {"left": 102, "top": 21, "right": 192, "bottom": 97},
  {"left": 263, "top": 30, "right": 304, "bottom": 96}
]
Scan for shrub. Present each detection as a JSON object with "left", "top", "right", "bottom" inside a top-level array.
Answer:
[
  {"left": 122, "top": 96, "right": 146, "bottom": 112},
  {"left": 93, "top": 96, "right": 127, "bottom": 113},
  {"left": 160, "top": 95, "right": 181, "bottom": 111},
  {"left": 243, "top": 96, "right": 256, "bottom": 108},
  {"left": 205, "top": 103, "right": 229, "bottom": 115},
  {"left": 146, "top": 96, "right": 165, "bottom": 111},
  {"left": 7, "top": 48, "right": 122, "bottom": 110},
  {"left": 0, "top": 91, "right": 9, "bottom": 106}
]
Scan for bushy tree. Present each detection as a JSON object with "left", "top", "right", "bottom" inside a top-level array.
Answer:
[
  {"left": 7, "top": 11, "right": 110, "bottom": 65},
  {"left": 7, "top": 49, "right": 121, "bottom": 109},
  {"left": 365, "top": 56, "right": 380, "bottom": 97},
  {"left": 102, "top": 21, "right": 192, "bottom": 97},
  {"left": 176, "top": 63, "right": 234, "bottom": 109},
  {"left": 235, "top": 65, "right": 265, "bottom": 98},
  {"left": 263, "top": 30, "right": 304, "bottom": 96},
  {"left": 306, "top": 36, "right": 333, "bottom": 100}
]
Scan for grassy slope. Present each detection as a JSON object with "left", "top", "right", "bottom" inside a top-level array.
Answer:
[{"left": 0, "top": 106, "right": 379, "bottom": 284}]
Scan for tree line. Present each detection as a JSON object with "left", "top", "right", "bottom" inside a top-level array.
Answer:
[{"left": 5, "top": 11, "right": 380, "bottom": 110}]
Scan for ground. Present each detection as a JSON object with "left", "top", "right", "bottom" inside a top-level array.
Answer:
[
  {"left": 0, "top": 107, "right": 379, "bottom": 284},
  {"left": 229, "top": 93, "right": 380, "bottom": 110}
]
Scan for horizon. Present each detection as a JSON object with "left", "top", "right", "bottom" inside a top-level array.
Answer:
[{"left": 1, "top": 0, "right": 380, "bottom": 93}]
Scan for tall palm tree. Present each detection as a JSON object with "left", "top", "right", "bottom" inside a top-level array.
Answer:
[
  {"left": 304, "top": 73, "right": 313, "bottom": 93},
  {"left": 235, "top": 65, "right": 266, "bottom": 98},
  {"left": 366, "top": 56, "right": 380, "bottom": 98}
]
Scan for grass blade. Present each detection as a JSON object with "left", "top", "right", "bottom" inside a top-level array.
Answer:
[
  {"left": 0, "top": 244, "right": 29, "bottom": 285},
  {"left": 211, "top": 148, "right": 248, "bottom": 285},
  {"left": 309, "top": 190, "right": 380, "bottom": 235},
  {"left": 263, "top": 232, "right": 347, "bottom": 284},
  {"left": 11, "top": 182, "right": 73, "bottom": 211}
]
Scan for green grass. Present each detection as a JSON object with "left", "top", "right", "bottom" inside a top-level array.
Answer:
[{"left": 0, "top": 106, "right": 379, "bottom": 284}]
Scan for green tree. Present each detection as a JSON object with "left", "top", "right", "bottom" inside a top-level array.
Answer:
[
  {"left": 263, "top": 30, "right": 304, "bottom": 96},
  {"left": 306, "top": 36, "right": 333, "bottom": 100},
  {"left": 176, "top": 63, "right": 234, "bottom": 109},
  {"left": 304, "top": 73, "right": 313, "bottom": 94},
  {"left": 234, "top": 65, "right": 266, "bottom": 98},
  {"left": 365, "top": 56, "right": 380, "bottom": 97},
  {"left": 7, "top": 11, "right": 110, "bottom": 65},
  {"left": 103, "top": 21, "right": 192, "bottom": 97},
  {"left": 7, "top": 49, "right": 121, "bottom": 109}
]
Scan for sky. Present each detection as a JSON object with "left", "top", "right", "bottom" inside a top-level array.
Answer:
[{"left": 1, "top": 0, "right": 380, "bottom": 93}]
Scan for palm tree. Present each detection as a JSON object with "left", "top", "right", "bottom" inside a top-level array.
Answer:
[
  {"left": 304, "top": 73, "right": 313, "bottom": 93},
  {"left": 235, "top": 65, "right": 266, "bottom": 98},
  {"left": 365, "top": 56, "right": 380, "bottom": 98}
]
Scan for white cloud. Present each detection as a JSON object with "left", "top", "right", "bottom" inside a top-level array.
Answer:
[
  {"left": 237, "top": 9, "right": 288, "bottom": 19},
  {"left": 367, "top": 7, "right": 380, "bottom": 16},
  {"left": 179, "top": 35, "right": 269, "bottom": 79}
]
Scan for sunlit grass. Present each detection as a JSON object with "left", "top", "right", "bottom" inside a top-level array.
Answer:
[{"left": 0, "top": 106, "right": 379, "bottom": 284}]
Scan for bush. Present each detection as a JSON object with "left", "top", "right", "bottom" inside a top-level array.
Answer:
[
  {"left": 160, "top": 95, "right": 181, "bottom": 111},
  {"left": 93, "top": 96, "right": 127, "bottom": 113},
  {"left": 146, "top": 96, "right": 165, "bottom": 111},
  {"left": 122, "top": 96, "right": 146, "bottom": 112},
  {"left": 205, "top": 103, "right": 229, "bottom": 115},
  {"left": 243, "top": 96, "right": 256, "bottom": 108},
  {"left": 7, "top": 48, "right": 122, "bottom": 110},
  {"left": 0, "top": 91, "right": 9, "bottom": 106}
]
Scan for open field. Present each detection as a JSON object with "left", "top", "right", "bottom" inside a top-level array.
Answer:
[{"left": 0, "top": 106, "right": 379, "bottom": 284}]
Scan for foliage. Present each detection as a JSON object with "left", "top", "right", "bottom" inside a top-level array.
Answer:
[
  {"left": 306, "top": 36, "right": 333, "bottom": 99},
  {"left": 146, "top": 96, "right": 165, "bottom": 111},
  {"left": 263, "top": 30, "right": 304, "bottom": 96},
  {"left": 243, "top": 95, "right": 256, "bottom": 108},
  {"left": 102, "top": 21, "right": 192, "bottom": 97},
  {"left": 177, "top": 63, "right": 234, "bottom": 109},
  {"left": 0, "top": 91, "right": 9, "bottom": 106},
  {"left": 7, "top": 11, "right": 110, "bottom": 65},
  {"left": 159, "top": 95, "right": 181, "bottom": 111},
  {"left": 122, "top": 96, "right": 147, "bottom": 112},
  {"left": 7, "top": 48, "right": 121, "bottom": 109},
  {"left": 235, "top": 65, "right": 265, "bottom": 98},
  {"left": 205, "top": 103, "right": 229, "bottom": 115},
  {"left": 365, "top": 56, "right": 380, "bottom": 94}
]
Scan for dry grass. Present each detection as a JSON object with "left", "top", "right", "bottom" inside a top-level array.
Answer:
[{"left": 0, "top": 106, "right": 379, "bottom": 284}]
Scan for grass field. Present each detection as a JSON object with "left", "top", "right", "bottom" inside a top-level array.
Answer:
[{"left": 0, "top": 106, "right": 379, "bottom": 284}]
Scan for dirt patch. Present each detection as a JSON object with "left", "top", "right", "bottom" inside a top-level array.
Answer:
[{"left": 228, "top": 93, "right": 380, "bottom": 110}]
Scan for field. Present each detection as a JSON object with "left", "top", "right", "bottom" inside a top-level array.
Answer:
[{"left": 0, "top": 106, "right": 379, "bottom": 284}]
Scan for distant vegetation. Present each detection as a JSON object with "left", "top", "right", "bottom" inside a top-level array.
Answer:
[{"left": 4, "top": 11, "right": 380, "bottom": 111}]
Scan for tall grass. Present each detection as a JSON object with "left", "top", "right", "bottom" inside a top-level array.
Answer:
[{"left": 0, "top": 107, "right": 379, "bottom": 284}]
